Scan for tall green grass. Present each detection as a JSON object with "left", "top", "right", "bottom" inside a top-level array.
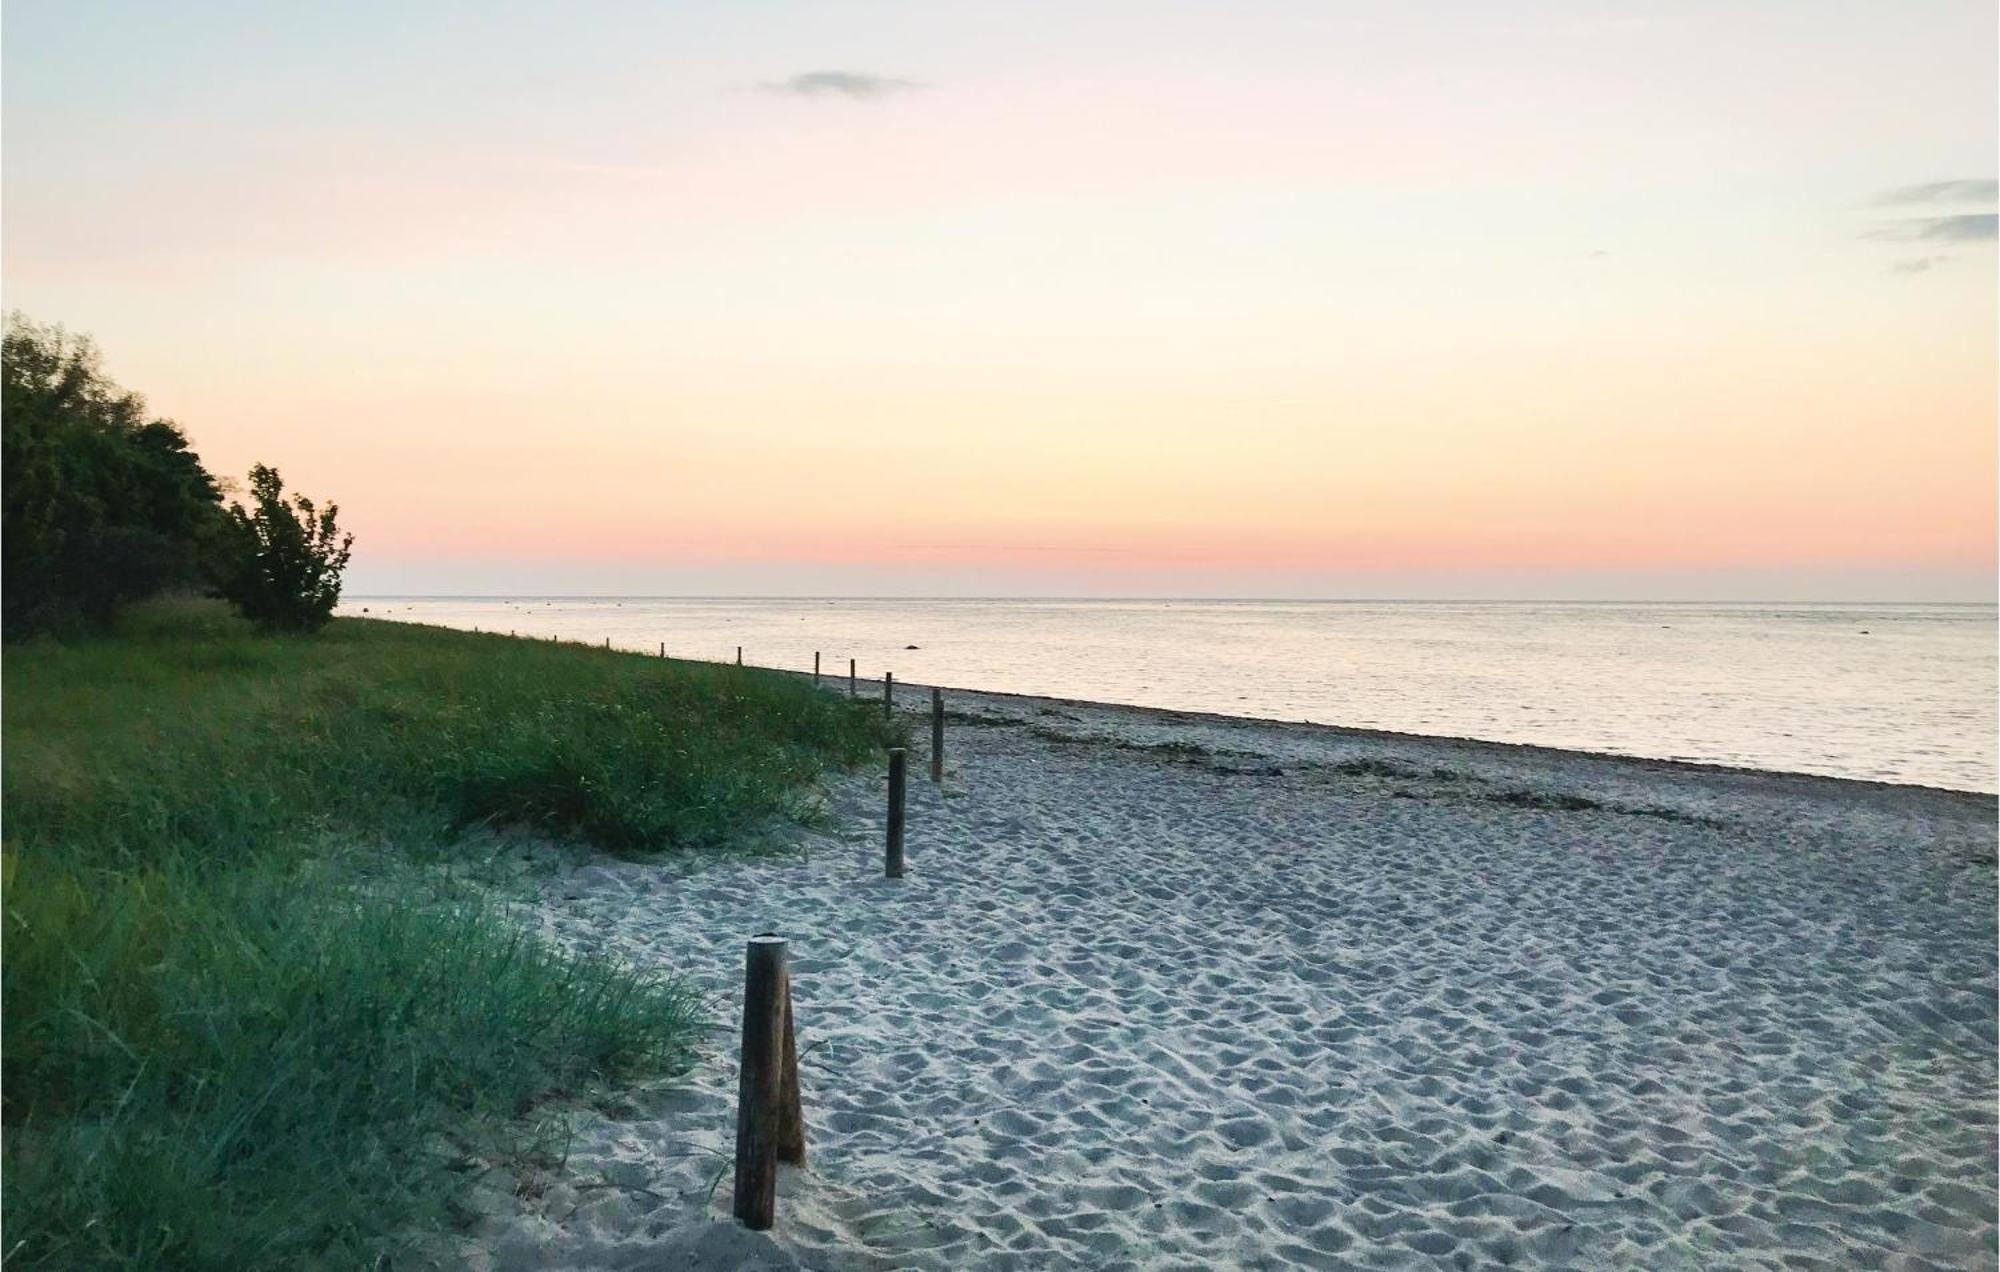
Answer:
[
  {"left": 3, "top": 600, "right": 894, "bottom": 1266},
  {"left": 7, "top": 599, "right": 894, "bottom": 866}
]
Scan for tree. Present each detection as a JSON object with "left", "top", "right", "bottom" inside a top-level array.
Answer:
[
  {"left": 218, "top": 465, "right": 355, "bottom": 632},
  {"left": 2, "top": 314, "right": 227, "bottom": 637}
]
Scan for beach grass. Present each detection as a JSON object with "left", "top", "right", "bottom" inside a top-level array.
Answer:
[{"left": 2, "top": 599, "right": 895, "bottom": 1267}]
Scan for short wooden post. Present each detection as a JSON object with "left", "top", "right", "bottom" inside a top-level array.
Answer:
[
  {"left": 777, "top": 981, "right": 806, "bottom": 1167},
  {"left": 659, "top": 641, "right": 665, "bottom": 657},
  {"left": 886, "top": 749, "right": 907, "bottom": 878},
  {"left": 604, "top": 637, "right": 610, "bottom": 648},
  {"left": 848, "top": 658, "right": 856, "bottom": 697},
  {"left": 813, "top": 651, "right": 821, "bottom": 684},
  {"left": 734, "top": 935, "right": 791, "bottom": 1230},
  {"left": 883, "top": 671, "right": 894, "bottom": 720},
  {"left": 930, "top": 687, "right": 945, "bottom": 783},
  {"left": 736, "top": 645, "right": 743, "bottom": 665}
]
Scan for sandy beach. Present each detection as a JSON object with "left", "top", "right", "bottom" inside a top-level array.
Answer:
[{"left": 466, "top": 680, "right": 1998, "bottom": 1271}]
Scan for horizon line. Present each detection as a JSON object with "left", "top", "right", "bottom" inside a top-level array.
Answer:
[{"left": 344, "top": 594, "right": 1999, "bottom": 606}]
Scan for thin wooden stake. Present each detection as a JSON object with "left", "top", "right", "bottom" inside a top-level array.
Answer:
[
  {"left": 883, "top": 672, "right": 894, "bottom": 720},
  {"left": 659, "top": 641, "right": 665, "bottom": 657},
  {"left": 733, "top": 935, "right": 788, "bottom": 1230},
  {"left": 930, "top": 687, "right": 945, "bottom": 783},
  {"left": 886, "top": 749, "right": 907, "bottom": 878},
  {"left": 737, "top": 645, "right": 743, "bottom": 665},
  {"left": 813, "top": 651, "right": 821, "bottom": 684},
  {"left": 848, "top": 658, "right": 856, "bottom": 698}
]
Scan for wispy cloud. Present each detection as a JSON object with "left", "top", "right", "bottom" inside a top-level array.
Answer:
[
  {"left": 1890, "top": 255, "right": 1949, "bottom": 275},
  {"left": 889, "top": 544, "right": 1137, "bottom": 555},
  {"left": 1865, "top": 213, "right": 1998, "bottom": 243},
  {"left": 760, "top": 71, "right": 920, "bottom": 100},
  {"left": 1871, "top": 179, "right": 1998, "bottom": 206},
  {"left": 1860, "top": 179, "right": 1996, "bottom": 263}
]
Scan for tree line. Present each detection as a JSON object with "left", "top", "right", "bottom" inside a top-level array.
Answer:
[{"left": 2, "top": 313, "right": 353, "bottom": 638}]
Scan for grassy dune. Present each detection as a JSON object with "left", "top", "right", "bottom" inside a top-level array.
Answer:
[{"left": 2, "top": 601, "right": 895, "bottom": 1267}]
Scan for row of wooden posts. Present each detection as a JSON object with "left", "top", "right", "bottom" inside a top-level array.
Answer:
[
  {"left": 736, "top": 651, "right": 950, "bottom": 1225},
  {"left": 694, "top": 639, "right": 945, "bottom": 1227},
  {"left": 472, "top": 628, "right": 944, "bottom": 797},
  {"left": 470, "top": 622, "right": 941, "bottom": 1229}
]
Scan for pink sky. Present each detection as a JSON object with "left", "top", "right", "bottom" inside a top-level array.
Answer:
[{"left": 6, "top": 1, "right": 1994, "bottom": 598}]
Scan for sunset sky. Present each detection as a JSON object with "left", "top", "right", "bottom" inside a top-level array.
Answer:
[{"left": 6, "top": 1, "right": 1995, "bottom": 599}]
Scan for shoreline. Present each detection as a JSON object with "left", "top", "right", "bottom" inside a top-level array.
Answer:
[
  {"left": 872, "top": 673, "right": 2000, "bottom": 804},
  {"left": 361, "top": 615, "right": 2000, "bottom": 800}
]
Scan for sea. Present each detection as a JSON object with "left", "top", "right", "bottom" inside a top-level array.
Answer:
[{"left": 341, "top": 598, "right": 1998, "bottom": 793}]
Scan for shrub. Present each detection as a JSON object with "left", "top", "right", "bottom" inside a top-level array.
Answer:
[
  {"left": 1, "top": 314, "right": 228, "bottom": 637},
  {"left": 217, "top": 464, "right": 354, "bottom": 633}
]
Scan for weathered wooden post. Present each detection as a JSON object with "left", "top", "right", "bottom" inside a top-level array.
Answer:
[
  {"left": 733, "top": 934, "right": 802, "bottom": 1229},
  {"left": 848, "top": 658, "right": 857, "bottom": 698},
  {"left": 604, "top": 637, "right": 610, "bottom": 648},
  {"left": 813, "top": 651, "right": 821, "bottom": 684},
  {"left": 777, "top": 983, "right": 805, "bottom": 1167},
  {"left": 737, "top": 645, "right": 743, "bottom": 665},
  {"left": 883, "top": 672, "right": 894, "bottom": 720},
  {"left": 885, "top": 749, "right": 907, "bottom": 878},
  {"left": 930, "top": 687, "right": 945, "bottom": 783},
  {"left": 659, "top": 641, "right": 665, "bottom": 657}
]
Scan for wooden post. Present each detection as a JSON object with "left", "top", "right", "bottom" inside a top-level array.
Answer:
[
  {"left": 604, "top": 637, "right": 610, "bottom": 648},
  {"left": 883, "top": 672, "right": 894, "bottom": 720},
  {"left": 930, "top": 687, "right": 945, "bottom": 783},
  {"left": 848, "top": 658, "right": 856, "bottom": 698},
  {"left": 886, "top": 749, "right": 907, "bottom": 878},
  {"left": 737, "top": 645, "right": 743, "bottom": 665},
  {"left": 777, "top": 980, "right": 806, "bottom": 1167},
  {"left": 734, "top": 935, "right": 789, "bottom": 1230},
  {"left": 813, "top": 651, "right": 821, "bottom": 684},
  {"left": 659, "top": 641, "right": 665, "bottom": 657}
]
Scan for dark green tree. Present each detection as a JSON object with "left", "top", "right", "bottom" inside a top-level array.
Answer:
[
  {"left": 2, "top": 314, "right": 227, "bottom": 636},
  {"left": 218, "top": 465, "right": 355, "bottom": 632}
]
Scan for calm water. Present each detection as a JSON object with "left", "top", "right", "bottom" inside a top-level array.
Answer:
[{"left": 344, "top": 598, "right": 1998, "bottom": 792}]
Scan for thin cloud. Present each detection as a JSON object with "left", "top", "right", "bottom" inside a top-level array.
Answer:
[
  {"left": 760, "top": 71, "right": 920, "bottom": 100},
  {"left": 1890, "top": 255, "right": 1949, "bottom": 275},
  {"left": 890, "top": 544, "right": 1138, "bottom": 555},
  {"left": 1865, "top": 213, "right": 1998, "bottom": 243},
  {"left": 1871, "top": 179, "right": 1998, "bottom": 206}
]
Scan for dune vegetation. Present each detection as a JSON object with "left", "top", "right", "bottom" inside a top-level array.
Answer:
[{"left": 2, "top": 600, "right": 896, "bottom": 1267}]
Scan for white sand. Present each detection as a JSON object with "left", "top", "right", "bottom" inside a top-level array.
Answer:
[{"left": 464, "top": 682, "right": 1997, "bottom": 1270}]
